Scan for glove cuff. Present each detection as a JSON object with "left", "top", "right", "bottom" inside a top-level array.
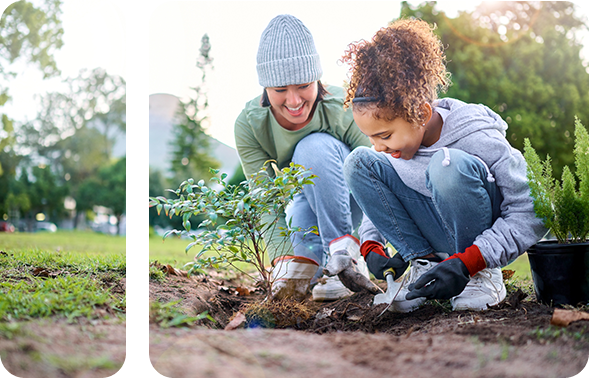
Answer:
[
  {"left": 271, "top": 255, "right": 319, "bottom": 280},
  {"left": 360, "top": 240, "right": 389, "bottom": 259},
  {"left": 446, "top": 245, "right": 486, "bottom": 277}
]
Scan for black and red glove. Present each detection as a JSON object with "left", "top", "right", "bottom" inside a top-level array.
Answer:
[
  {"left": 360, "top": 240, "right": 409, "bottom": 280},
  {"left": 406, "top": 245, "right": 487, "bottom": 300}
]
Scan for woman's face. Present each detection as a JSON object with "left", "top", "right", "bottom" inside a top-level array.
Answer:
[{"left": 266, "top": 81, "right": 318, "bottom": 130}]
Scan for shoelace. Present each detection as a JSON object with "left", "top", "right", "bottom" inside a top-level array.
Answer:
[
  {"left": 468, "top": 270, "right": 501, "bottom": 301},
  {"left": 395, "top": 259, "right": 432, "bottom": 290}
]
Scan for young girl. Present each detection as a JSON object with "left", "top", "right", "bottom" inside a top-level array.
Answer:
[
  {"left": 234, "top": 14, "right": 373, "bottom": 301},
  {"left": 341, "top": 19, "right": 547, "bottom": 311}
]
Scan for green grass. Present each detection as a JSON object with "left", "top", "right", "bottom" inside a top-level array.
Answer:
[
  {"left": 0, "top": 232, "right": 223, "bottom": 326},
  {"left": 1, "top": 230, "right": 125, "bottom": 255},
  {"left": 503, "top": 253, "right": 532, "bottom": 280},
  {"left": 0, "top": 251, "right": 164, "bottom": 322}
]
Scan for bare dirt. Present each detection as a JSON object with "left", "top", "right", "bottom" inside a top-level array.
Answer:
[{"left": 0, "top": 275, "right": 589, "bottom": 377}]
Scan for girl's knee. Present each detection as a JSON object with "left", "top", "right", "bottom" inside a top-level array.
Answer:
[
  {"left": 343, "top": 147, "right": 373, "bottom": 179},
  {"left": 427, "top": 149, "right": 479, "bottom": 192}
]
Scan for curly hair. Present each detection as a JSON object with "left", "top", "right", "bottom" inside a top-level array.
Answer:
[{"left": 342, "top": 18, "right": 451, "bottom": 126}]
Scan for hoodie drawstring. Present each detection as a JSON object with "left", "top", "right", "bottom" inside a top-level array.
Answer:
[{"left": 440, "top": 147, "right": 495, "bottom": 183}]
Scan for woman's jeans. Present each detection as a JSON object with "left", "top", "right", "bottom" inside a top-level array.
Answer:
[
  {"left": 343, "top": 147, "right": 503, "bottom": 261},
  {"left": 287, "top": 133, "right": 363, "bottom": 275}
]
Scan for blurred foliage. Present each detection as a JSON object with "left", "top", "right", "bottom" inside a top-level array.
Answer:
[
  {"left": 169, "top": 34, "right": 220, "bottom": 186},
  {"left": 0, "top": 0, "right": 64, "bottom": 174},
  {"left": 0, "top": 0, "right": 589, "bottom": 233},
  {"left": 20, "top": 68, "right": 126, "bottom": 161},
  {"left": 0, "top": 68, "right": 126, "bottom": 230},
  {"left": 95, "top": 157, "right": 126, "bottom": 235},
  {"left": 401, "top": 1, "right": 589, "bottom": 179}
]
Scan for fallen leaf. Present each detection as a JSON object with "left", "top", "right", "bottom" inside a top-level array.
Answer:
[
  {"left": 225, "top": 311, "right": 246, "bottom": 330},
  {"left": 502, "top": 269, "right": 515, "bottom": 280},
  {"left": 550, "top": 308, "right": 589, "bottom": 327},
  {"left": 162, "top": 264, "right": 188, "bottom": 277},
  {"left": 235, "top": 286, "right": 251, "bottom": 296},
  {"left": 31, "top": 267, "right": 65, "bottom": 278},
  {"left": 32, "top": 267, "right": 50, "bottom": 277}
]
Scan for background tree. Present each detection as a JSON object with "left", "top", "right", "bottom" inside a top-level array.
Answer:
[
  {"left": 1, "top": 161, "right": 30, "bottom": 228},
  {"left": 94, "top": 157, "right": 126, "bottom": 235},
  {"left": 17, "top": 68, "right": 126, "bottom": 228},
  {"left": 401, "top": 1, "right": 589, "bottom": 179},
  {"left": 0, "top": 0, "right": 63, "bottom": 180},
  {"left": 16, "top": 165, "right": 67, "bottom": 230},
  {"left": 168, "top": 34, "right": 220, "bottom": 186},
  {"left": 53, "top": 126, "right": 112, "bottom": 228},
  {"left": 19, "top": 68, "right": 126, "bottom": 162}
]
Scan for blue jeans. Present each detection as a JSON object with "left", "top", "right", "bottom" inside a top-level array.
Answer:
[
  {"left": 287, "top": 133, "right": 363, "bottom": 273},
  {"left": 343, "top": 147, "right": 503, "bottom": 261}
]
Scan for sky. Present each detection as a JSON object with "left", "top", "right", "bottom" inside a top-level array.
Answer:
[{"left": 3, "top": 0, "right": 589, "bottom": 147}]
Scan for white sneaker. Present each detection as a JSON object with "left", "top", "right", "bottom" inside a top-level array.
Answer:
[
  {"left": 271, "top": 256, "right": 319, "bottom": 300},
  {"left": 329, "top": 235, "right": 370, "bottom": 279},
  {"left": 451, "top": 267, "right": 506, "bottom": 311},
  {"left": 312, "top": 275, "right": 353, "bottom": 301},
  {"left": 389, "top": 259, "right": 439, "bottom": 313}
]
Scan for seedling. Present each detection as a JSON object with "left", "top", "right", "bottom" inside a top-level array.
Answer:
[{"left": 149, "top": 161, "right": 317, "bottom": 300}]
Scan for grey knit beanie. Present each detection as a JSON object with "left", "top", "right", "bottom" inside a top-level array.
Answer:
[{"left": 256, "top": 14, "right": 323, "bottom": 88}]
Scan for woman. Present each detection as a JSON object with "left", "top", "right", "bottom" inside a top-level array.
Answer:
[{"left": 234, "top": 14, "right": 372, "bottom": 301}]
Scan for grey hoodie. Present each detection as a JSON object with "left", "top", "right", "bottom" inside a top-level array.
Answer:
[{"left": 359, "top": 98, "right": 548, "bottom": 269}]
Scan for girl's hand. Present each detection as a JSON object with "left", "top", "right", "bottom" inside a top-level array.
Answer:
[{"left": 405, "top": 258, "right": 470, "bottom": 300}]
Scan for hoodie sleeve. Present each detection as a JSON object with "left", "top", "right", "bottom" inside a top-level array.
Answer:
[{"left": 469, "top": 129, "right": 548, "bottom": 268}]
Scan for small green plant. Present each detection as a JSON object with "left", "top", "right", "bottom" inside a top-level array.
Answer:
[
  {"left": 149, "top": 161, "right": 317, "bottom": 300},
  {"left": 523, "top": 117, "right": 589, "bottom": 243}
]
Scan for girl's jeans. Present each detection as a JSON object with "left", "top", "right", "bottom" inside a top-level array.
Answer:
[
  {"left": 343, "top": 147, "right": 503, "bottom": 261},
  {"left": 287, "top": 133, "right": 363, "bottom": 276}
]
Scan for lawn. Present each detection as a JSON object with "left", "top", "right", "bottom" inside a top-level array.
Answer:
[
  {"left": 0, "top": 231, "right": 531, "bottom": 279},
  {"left": 0, "top": 231, "right": 198, "bottom": 268}
]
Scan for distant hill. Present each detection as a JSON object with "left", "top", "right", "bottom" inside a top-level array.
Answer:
[{"left": 149, "top": 93, "right": 241, "bottom": 179}]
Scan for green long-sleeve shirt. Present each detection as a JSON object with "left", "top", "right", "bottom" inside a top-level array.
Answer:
[{"left": 234, "top": 85, "right": 370, "bottom": 262}]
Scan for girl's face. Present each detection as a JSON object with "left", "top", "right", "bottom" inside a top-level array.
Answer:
[
  {"left": 267, "top": 82, "right": 318, "bottom": 130},
  {"left": 353, "top": 107, "right": 436, "bottom": 160}
]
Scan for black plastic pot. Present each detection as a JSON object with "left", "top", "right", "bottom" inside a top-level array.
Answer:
[{"left": 527, "top": 240, "right": 589, "bottom": 307}]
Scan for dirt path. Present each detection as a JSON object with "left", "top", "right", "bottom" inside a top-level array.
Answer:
[
  {"left": 3, "top": 271, "right": 586, "bottom": 378},
  {"left": 0, "top": 322, "right": 589, "bottom": 378}
]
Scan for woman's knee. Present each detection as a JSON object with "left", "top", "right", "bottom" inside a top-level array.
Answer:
[{"left": 292, "top": 133, "right": 345, "bottom": 166}]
